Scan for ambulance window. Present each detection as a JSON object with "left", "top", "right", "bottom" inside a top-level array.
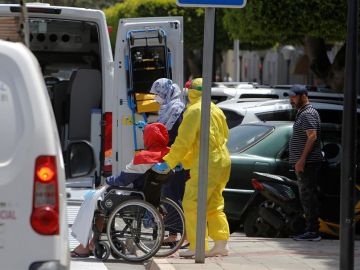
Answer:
[
  {"left": 130, "top": 46, "right": 170, "bottom": 93},
  {"left": 0, "top": 80, "right": 24, "bottom": 162}
]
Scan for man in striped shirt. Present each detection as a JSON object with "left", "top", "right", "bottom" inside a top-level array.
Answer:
[{"left": 289, "top": 85, "right": 323, "bottom": 241}]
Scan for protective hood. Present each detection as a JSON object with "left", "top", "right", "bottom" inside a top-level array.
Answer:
[
  {"left": 133, "top": 123, "right": 170, "bottom": 164},
  {"left": 187, "top": 78, "right": 203, "bottom": 105},
  {"left": 187, "top": 88, "right": 202, "bottom": 105}
]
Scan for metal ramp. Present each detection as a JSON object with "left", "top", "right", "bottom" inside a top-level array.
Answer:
[{"left": 67, "top": 201, "right": 82, "bottom": 250}]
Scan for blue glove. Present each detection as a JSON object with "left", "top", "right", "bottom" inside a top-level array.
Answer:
[
  {"left": 152, "top": 162, "right": 171, "bottom": 174},
  {"left": 136, "top": 121, "right": 147, "bottom": 131},
  {"left": 174, "top": 163, "right": 183, "bottom": 172},
  {"left": 105, "top": 175, "right": 116, "bottom": 185},
  {"left": 84, "top": 190, "right": 96, "bottom": 200}
]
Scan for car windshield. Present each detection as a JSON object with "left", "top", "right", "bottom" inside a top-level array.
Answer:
[{"left": 227, "top": 124, "right": 274, "bottom": 153}]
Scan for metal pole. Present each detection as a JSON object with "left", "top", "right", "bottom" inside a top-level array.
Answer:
[
  {"left": 212, "top": 11, "right": 216, "bottom": 81},
  {"left": 259, "top": 57, "right": 264, "bottom": 84},
  {"left": 234, "top": 40, "right": 240, "bottom": 81},
  {"left": 340, "top": 0, "right": 358, "bottom": 269},
  {"left": 286, "top": 59, "right": 290, "bottom": 84},
  {"left": 19, "top": 0, "right": 30, "bottom": 47},
  {"left": 195, "top": 7, "right": 215, "bottom": 264}
]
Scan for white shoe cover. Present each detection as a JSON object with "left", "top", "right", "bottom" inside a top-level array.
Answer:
[
  {"left": 206, "top": 240, "right": 229, "bottom": 257},
  {"left": 179, "top": 249, "right": 195, "bottom": 258},
  {"left": 125, "top": 238, "right": 138, "bottom": 256}
]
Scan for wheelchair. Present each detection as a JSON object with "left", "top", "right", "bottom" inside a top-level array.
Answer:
[{"left": 91, "top": 169, "right": 185, "bottom": 262}]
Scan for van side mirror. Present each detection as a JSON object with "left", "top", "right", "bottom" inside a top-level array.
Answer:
[{"left": 65, "top": 141, "right": 96, "bottom": 178}]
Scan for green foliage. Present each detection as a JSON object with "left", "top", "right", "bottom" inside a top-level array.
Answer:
[
  {"left": 104, "top": 0, "right": 231, "bottom": 51},
  {"left": 0, "top": 0, "right": 120, "bottom": 9},
  {"left": 223, "top": 0, "right": 347, "bottom": 48}
]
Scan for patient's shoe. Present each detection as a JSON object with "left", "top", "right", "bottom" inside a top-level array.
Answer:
[
  {"left": 179, "top": 249, "right": 195, "bottom": 258},
  {"left": 125, "top": 238, "right": 138, "bottom": 256},
  {"left": 205, "top": 240, "right": 229, "bottom": 257}
]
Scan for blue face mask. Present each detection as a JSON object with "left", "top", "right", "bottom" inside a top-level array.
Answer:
[{"left": 155, "top": 95, "right": 164, "bottom": 104}]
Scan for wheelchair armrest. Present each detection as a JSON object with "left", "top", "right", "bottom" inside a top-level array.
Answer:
[
  {"left": 106, "top": 186, "right": 140, "bottom": 192},
  {"left": 105, "top": 186, "right": 145, "bottom": 200}
]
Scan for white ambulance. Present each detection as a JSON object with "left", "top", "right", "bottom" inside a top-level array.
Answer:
[
  {"left": 0, "top": 2, "right": 183, "bottom": 250},
  {"left": 0, "top": 40, "right": 96, "bottom": 270}
]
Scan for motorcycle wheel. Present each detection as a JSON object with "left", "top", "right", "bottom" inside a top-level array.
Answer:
[
  {"left": 244, "top": 207, "right": 281, "bottom": 238},
  {"left": 228, "top": 220, "right": 241, "bottom": 234}
]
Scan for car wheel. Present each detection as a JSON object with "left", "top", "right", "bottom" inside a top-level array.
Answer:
[
  {"left": 243, "top": 207, "right": 278, "bottom": 237},
  {"left": 228, "top": 220, "right": 241, "bottom": 234}
]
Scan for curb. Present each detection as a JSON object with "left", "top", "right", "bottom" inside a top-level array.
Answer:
[{"left": 146, "top": 258, "right": 177, "bottom": 270}]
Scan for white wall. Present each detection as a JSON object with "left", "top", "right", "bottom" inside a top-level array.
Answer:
[{"left": 221, "top": 47, "right": 306, "bottom": 85}]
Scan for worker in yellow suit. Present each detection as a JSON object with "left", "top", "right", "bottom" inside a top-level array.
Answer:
[{"left": 152, "top": 78, "right": 231, "bottom": 258}]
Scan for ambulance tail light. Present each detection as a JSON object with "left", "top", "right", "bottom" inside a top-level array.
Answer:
[
  {"left": 103, "top": 112, "right": 112, "bottom": 175},
  {"left": 31, "top": 156, "right": 59, "bottom": 235}
]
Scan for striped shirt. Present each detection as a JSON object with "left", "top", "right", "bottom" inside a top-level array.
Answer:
[{"left": 289, "top": 104, "right": 323, "bottom": 165}]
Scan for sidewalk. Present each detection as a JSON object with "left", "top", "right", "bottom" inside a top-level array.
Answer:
[{"left": 148, "top": 233, "right": 360, "bottom": 270}]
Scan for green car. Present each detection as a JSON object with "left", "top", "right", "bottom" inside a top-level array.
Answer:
[{"left": 224, "top": 121, "right": 344, "bottom": 233}]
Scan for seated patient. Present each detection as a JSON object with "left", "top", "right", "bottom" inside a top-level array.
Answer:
[{"left": 70, "top": 122, "right": 170, "bottom": 258}]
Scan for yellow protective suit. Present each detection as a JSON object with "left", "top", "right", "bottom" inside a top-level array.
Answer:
[{"left": 163, "top": 78, "right": 231, "bottom": 251}]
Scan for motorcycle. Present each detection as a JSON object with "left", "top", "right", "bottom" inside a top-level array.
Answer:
[{"left": 240, "top": 171, "right": 360, "bottom": 238}]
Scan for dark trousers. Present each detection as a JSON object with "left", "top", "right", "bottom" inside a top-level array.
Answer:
[
  {"left": 162, "top": 169, "right": 188, "bottom": 207},
  {"left": 295, "top": 162, "right": 322, "bottom": 233},
  {"left": 161, "top": 170, "right": 188, "bottom": 234}
]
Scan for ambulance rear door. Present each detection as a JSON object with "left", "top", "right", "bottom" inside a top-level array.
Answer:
[{"left": 112, "top": 17, "right": 183, "bottom": 175}]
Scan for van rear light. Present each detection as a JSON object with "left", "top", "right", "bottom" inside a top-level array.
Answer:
[
  {"left": 251, "top": 178, "right": 265, "bottom": 191},
  {"left": 108, "top": 26, "right": 113, "bottom": 34},
  {"left": 103, "top": 112, "right": 112, "bottom": 175},
  {"left": 10, "top": 6, "right": 62, "bottom": 14},
  {"left": 31, "top": 156, "right": 59, "bottom": 235}
]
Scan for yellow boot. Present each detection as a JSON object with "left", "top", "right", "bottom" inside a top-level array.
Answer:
[{"left": 206, "top": 240, "right": 229, "bottom": 257}]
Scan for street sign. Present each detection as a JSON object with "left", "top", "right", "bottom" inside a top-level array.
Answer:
[{"left": 177, "top": 0, "right": 246, "bottom": 8}]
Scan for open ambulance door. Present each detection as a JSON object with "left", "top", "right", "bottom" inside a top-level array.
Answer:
[{"left": 112, "top": 17, "right": 183, "bottom": 175}]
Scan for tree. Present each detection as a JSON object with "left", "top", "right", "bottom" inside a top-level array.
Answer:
[
  {"left": 104, "top": 0, "right": 232, "bottom": 79},
  {"left": 223, "top": 0, "right": 349, "bottom": 91}
]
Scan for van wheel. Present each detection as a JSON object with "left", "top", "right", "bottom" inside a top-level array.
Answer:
[{"left": 94, "top": 241, "right": 110, "bottom": 261}]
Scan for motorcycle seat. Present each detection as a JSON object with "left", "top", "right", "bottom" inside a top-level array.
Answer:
[{"left": 253, "top": 172, "right": 298, "bottom": 187}]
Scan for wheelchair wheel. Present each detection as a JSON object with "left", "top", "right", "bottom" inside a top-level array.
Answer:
[
  {"left": 156, "top": 197, "right": 186, "bottom": 257},
  {"left": 93, "top": 241, "right": 110, "bottom": 261},
  {"left": 110, "top": 237, "right": 126, "bottom": 259},
  {"left": 106, "top": 199, "right": 164, "bottom": 262}
]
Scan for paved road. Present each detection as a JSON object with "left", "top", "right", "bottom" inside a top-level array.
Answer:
[
  {"left": 70, "top": 232, "right": 360, "bottom": 270},
  {"left": 70, "top": 257, "right": 149, "bottom": 270}
]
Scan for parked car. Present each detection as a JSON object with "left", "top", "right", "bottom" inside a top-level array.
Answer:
[
  {"left": 224, "top": 121, "right": 359, "bottom": 234},
  {"left": 0, "top": 40, "right": 96, "bottom": 270},
  {"left": 210, "top": 82, "right": 259, "bottom": 103},
  {"left": 218, "top": 99, "right": 358, "bottom": 129},
  {"left": 211, "top": 83, "right": 340, "bottom": 105}
]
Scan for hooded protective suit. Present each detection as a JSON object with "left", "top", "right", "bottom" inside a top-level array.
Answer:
[{"left": 163, "top": 78, "right": 231, "bottom": 251}]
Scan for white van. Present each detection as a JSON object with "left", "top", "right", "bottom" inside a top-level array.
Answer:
[
  {"left": 0, "top": 40, "right": 95, "bottom": 270},
  {"left": 0, "top": 3, "right": 183, "bottom": 249},
  {"left": 0, "top": 3, "right": 183, "bottom": 187}
]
